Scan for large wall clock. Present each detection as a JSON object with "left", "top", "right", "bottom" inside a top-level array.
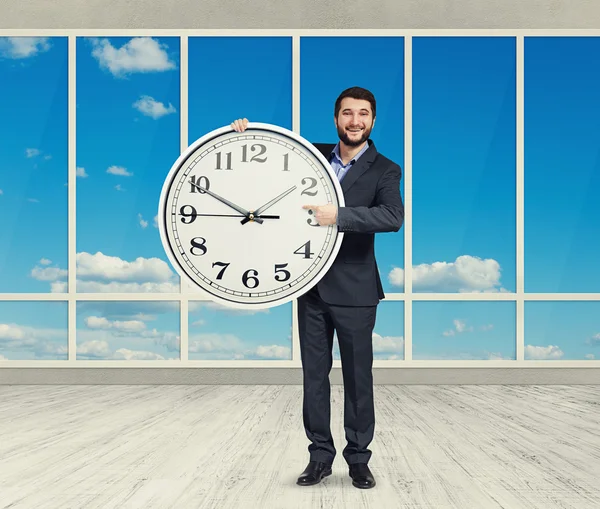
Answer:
[{"left": 158, "top": 122, "right": 345, "bottom": 309}]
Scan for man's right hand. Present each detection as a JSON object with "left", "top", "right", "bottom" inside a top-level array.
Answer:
[{"left": 231, "top": 118, "right": 249, "bottom": 132}]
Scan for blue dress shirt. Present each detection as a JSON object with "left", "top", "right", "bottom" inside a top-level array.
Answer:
[{"left": 329, "top": 140, "right": 370, "bottom": 182}]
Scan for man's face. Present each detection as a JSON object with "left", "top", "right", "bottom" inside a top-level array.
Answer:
[{"left": 334, "top": 97, "right": 375, "bottom": 147}]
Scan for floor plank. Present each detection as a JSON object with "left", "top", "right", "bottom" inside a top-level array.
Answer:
[{"left": 0, "top": 385, "right": 598, "bottom": 508}]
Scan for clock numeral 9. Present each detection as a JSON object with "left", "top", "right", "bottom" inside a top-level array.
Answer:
[
  {"left": 180, "top": 205, "right": 198, "bottom": 224},
  {"left": 190, "top": 175, "right": 210, "bottom": 193}
]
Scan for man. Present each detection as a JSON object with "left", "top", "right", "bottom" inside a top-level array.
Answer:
[{"left": 231, "top": 86, "right": 404, "bottom": 489}]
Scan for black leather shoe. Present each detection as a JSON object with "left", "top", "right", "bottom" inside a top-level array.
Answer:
[
  {"left": 296, "top": 461, "right": 333, "bottom": 486},
  {"left": 349, "top": 463, "right": 376, "bottom": 489}
]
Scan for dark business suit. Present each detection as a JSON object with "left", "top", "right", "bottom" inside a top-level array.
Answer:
[{"left": 297, "top": 139, "right": 404, "bottom": 466}]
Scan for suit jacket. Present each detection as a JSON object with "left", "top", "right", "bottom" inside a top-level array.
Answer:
[{"left": 310, "top": 139, "right": 404, "bottom": 307}]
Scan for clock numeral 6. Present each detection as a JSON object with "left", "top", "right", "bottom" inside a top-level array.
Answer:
[
  {"left": 208, "top": 263, "right": 292, "bottom": 288},
  {"left": 242, "top": 269, "right": 259, "bottom": 289}
]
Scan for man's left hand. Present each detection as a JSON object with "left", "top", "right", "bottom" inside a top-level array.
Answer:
[{"left": 302, "top": 203, "right": 337, "bottom": 226}]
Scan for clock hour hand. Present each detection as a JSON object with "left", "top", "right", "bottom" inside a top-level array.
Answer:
[
  {"left": 189, "top": 179, "right": 264, "bottom": 224},
  {"left": 241, "top": 185, "right": 297, "bottom": 225}
]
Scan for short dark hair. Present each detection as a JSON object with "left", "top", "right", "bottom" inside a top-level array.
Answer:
[{"left": 334, "top": 87, "right": 376, "bottom": 119}]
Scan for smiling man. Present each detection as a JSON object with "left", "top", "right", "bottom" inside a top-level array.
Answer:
[{"left": 231, "top": 86, "right": 404, "bottom": 490}]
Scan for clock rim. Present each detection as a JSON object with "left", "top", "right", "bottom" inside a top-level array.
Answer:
[{"left": 158, "top": 121, "right": 346, "bottom": 310}]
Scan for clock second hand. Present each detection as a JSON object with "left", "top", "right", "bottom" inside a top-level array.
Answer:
[
  {"left": 180, "top": 213, "right": 280, "bottom": 219},
  {"left": 189, "top": 179, "right": 264, "bottom": 224}
]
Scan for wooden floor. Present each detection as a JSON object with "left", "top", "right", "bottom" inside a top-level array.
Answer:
[{"left": 0, "top": 385, "right": 599, "bottom": 509}]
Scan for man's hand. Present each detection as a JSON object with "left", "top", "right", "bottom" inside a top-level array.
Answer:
[
  {"left": 302, "top": 203, "right": 337, "bottom": 226},
  {"left": 231, "top": 118, "right": 249, "bottom": 132}
]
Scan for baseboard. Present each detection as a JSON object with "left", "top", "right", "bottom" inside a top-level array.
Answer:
[{"left": 0, "top": 367, "right": 599, "bottom": 384}]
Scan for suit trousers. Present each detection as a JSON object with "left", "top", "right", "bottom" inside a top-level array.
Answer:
[{"left": 297, "top": 284, "right": 377, "bottom": 466}]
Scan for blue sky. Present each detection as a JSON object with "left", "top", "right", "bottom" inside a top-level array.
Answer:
[
  {"left": 524, "top": 37, "right": 600, "bottom": 293},
  {"left": 0, "top": 35, "right": 598, "bottom": 362},
  {"left": 0, "top": 37, "right": 68, "bottom": 293}
]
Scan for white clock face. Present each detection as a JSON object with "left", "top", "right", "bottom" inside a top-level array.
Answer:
[{"left": 159, "top": 122, "right": 345, "bottom": 309}]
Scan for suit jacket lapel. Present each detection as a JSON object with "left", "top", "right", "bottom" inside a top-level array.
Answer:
[{"left": 340, "top": 140, "right": 377, "bottom": 193}]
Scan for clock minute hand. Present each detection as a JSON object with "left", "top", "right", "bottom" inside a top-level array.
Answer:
[
  {"left": 189, "top": 179, "right": 264, "bottom": 224},
  {"left": 241, "top": 185, "right": 297, "bottom": 225}
]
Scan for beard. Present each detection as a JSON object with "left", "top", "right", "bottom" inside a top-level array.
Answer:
[{"left": 336, "top": 124, "right": 372, "bottom": 147}]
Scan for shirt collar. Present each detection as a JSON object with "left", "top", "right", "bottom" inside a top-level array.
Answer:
[{"left": 330, "top": 140, "right": 370, "bottom": 166}]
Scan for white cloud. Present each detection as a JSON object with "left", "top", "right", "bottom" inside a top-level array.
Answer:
[
  {"left": 77, "top": 251, "right": 174, "bottom": 283},
  {"left": 77, "top": 340, "right": 112, "bottom": 358},
  {"left": 188, "top": 331, "right": 289, "bottom": 360},
  {"left": 192, "top": 300, "right": 270, "bottom": 315},
  {"left": 39, "top": 258, "right": 52, "bottom": 265},
  {"left": 0, "top": 37, "right": 51, "bottom": 59},
  {"left": 389, "top": 254, "right": 508, "bottom": 293},
  {"left": 589, "top": 333, "right": 600, "bottom": 346},
  {"left": 115, "top": 184, "right": 125, "bottom": 192},
  {"left": 372, "top": 333, "right": 404, "bottom": 354},
  {"left": 0, "top": 323, "right": 25, "bottom": 341},
  {"left": 90, "top": 37, "right": 176, "bottom": 77},
  {"left": 114, "top": 348, "right": 166, "bottom": 360},
  {"left": 30, "top": 265, "right": 68, "bottom": 282},
  {"left": 0, "top": 189, "right": 3, "bottom": 195},
  {"left": 153, "top": 215, "right": 158, "bottom": 228},
  {"left": 585, "top": 354, "right": 595, "bottom": 360},
  {"left": 443, "top": 318, "right": 476, "bottom": 336},
  {"left": 0, "top": 354, "right": 7, "bottom": 360},
  {"left": 25, "top": 148, "right": 40, "bottom": 158},
  {"left": 191, "top": 319, "right": 205, "bottom": 327},
  {"left": 31, "top": 252, "right": 179, "bottom": 293},
  {"left": 44, "top": 155, "right": 52, "bottom": 160},
  {"left": 138, "top": 213, "right": 148, "bottom": 229},
  {"left": 84, "top": 316, "right": 146, "bottom": 332},
  {"left": 107, "top": 165, "right": 133, "bottom": 176},
  {"left": 77, "top": 280, "right": 180, "bottom": 293},
  {"left": 76, "top": 167, "right": 88, "bottom": 178},
  {"left": 333, "top": 331, "right": 404, "bottom": 360},
  {"left": 27, "top": 198, "right": 39, "bottom": 203},
  {"left": 525, "top": 344, "right": 564, "bottom": 360},
  {"left": 133, "top": 95, "right": 176, "bottom": 119},
  {"left": 255, "top": 345, "right": 290, "bottom": 359},
  {"left": 0, "top": 322, "right": 67, "bottom": 358}
]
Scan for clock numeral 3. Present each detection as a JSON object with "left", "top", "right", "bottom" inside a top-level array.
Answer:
[
  {"left": 190, "top": 175, "right": 210, "bottom": 193},
  {"left": 301, "top": 177, "right": 318, "bottom": 196},
  {"left": 294, "top": 241, "right": 314, "bottom": 259},
  {"left": 190, "top": 237, "right": 207, "bottom": 256},
  {"left": 306, "top": 209, "right": 320, "bottom": 227},
  {"left": 215, "top": 151, "right": 233, "bottom": 170},
  {"left": 241, "top": 144, "right": 267, "bottom": 163}
]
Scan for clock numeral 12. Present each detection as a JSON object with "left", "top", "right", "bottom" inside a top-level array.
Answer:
[{"left": 241, "top": 144, "right": 267, "bottom": 163}]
